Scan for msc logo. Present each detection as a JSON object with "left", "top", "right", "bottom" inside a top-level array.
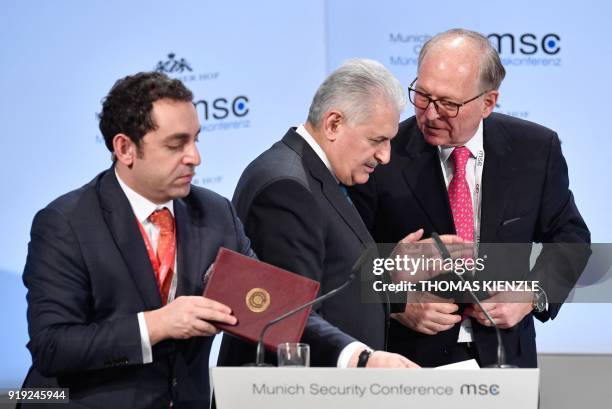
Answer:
[
  {"left": 460, "top": 383, "right": 500, "bottom": 396},
  {"left": 194, "top": 96, "right": 249, "bottom": 121},
  {"left": 156, "top": 53, "right": 193, "bottom": 73},
  {"left": 487, "top": 33, "right": 561, "bottom": 55},
  {"left": 152, "top": 54, "right": 249, "bottom": 130},
  {"left": 195, "top": 95, "right": 251, "bottom": 132}
]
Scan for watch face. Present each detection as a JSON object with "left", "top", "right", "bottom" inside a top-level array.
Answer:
[{"left": 534, "top": 292, "right": 546, "bottom": 312}]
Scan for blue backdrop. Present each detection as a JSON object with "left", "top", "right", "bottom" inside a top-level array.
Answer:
[{"left": 1, "top": 0, "right": 610, "bottom": 387}]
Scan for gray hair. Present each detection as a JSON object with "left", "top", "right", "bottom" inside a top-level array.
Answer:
[
  {"left": 307, "top": 58, "right": 406, "bottom": 129},
  {"left": 418, "top": 28, "right": 506, "bottom": 91}
]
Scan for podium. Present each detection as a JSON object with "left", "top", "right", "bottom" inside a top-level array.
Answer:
[{"left": 212, "top": 367, "right": 539, "bottom": 409}]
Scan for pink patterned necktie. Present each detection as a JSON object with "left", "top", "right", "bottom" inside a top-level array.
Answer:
[{"left": 448, "top": 146, "right": 474, "bottom": 241}]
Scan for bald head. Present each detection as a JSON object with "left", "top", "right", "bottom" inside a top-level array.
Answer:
[
  {"left": 419, "top": 37, "right": 482, "bottom": 98},
  {"left": 418, "top": 29, "right": 505, "bottom": 92},
  {"left": 411, "top": 29, "right": 501, "bottom": 147}
]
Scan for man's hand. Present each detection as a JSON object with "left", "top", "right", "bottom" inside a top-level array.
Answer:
[
  {"left": 144, "top": 296, "right": 237, "bottom": 345},
  {"left": 348, "top": 349, "right": 420, "bottom": 368},
  {"left": 391, "top": 292, "right": 461, "bottom": 335},
  {"left": 465, "top": 291, "right": 533, "bottom": 329},
  {"left": 398, "top": 229, "right": 466, "bottom": 246},
  {"left": 367, "top": 351, "right": 420, "bottom": 368},
  {"left": 391, "top": 229, "right": 470, "bottom": 281},
  {"left": 398, "top": 228, "right": 425, "bottom": 243}
]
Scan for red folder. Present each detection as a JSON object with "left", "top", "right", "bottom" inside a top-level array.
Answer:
[{"left": 202, "top": 248, "right": 320, "bottom": 351}]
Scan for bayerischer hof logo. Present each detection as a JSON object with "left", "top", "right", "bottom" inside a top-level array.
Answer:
[
  {"left": 156, "top": 53, "right": 193, "bottom": 74},
  {"left": 152, "top": 52, "right": 250, "bottom": 134}
]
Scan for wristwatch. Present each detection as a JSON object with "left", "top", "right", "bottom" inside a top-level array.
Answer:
[
  {"left": 357, "top": 349, "right": 373, "bottom": 368},
  {"left": 531, "top": 284, "right": 548, "bottom": 313}
]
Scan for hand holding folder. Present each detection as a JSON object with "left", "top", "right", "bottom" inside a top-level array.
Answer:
[{"left": 203, "top": 248, "right": 320, "bottom": 351}]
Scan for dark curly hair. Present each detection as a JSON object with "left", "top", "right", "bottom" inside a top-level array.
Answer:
[{"left": 98, "top": 71, "right": 193, "bottom": 158}]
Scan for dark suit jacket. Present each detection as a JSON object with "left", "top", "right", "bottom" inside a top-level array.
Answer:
[
  {"left": 350, "top": 113, "right": 590, "bottom": 368},
  {"left": 22, "top": 168, "right": 253, "bottom": 409},
  {"left": 217, "top": 128, "right": 389, "bottom": 367}
]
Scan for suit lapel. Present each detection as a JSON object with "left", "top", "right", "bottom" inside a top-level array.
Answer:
[
  {"left": 284, "top": 130, "right": 388, "bottom": 316},
  {"left": 283, "top": 129, "right": 374, "bottom": 246},
  {"left": 480, "top": 116, "right": 513, "bottom": 243},
  {"left": 174, "top": 198, "right": 204, "bottom": 297},
  {"left": 322, "top": 176, "right": 374, "bottom": 247},
  {"left": 98, "top": 169, "right": 162, "bottom": 309},
  {"left": 401, "top": 130, "right": 455, "bottom": 234}
]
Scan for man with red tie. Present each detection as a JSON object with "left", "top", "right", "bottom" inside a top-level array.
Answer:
[
  {"left": 350, "top": 29, "right": 590, "bottom": 368},
  {"left": 22, "top": 72, "right": 254, "bottom": 408}
]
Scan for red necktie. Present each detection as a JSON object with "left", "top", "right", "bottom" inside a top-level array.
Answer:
[
  {"left": 148, "top": 208, "right": 176, "bottom": 304},
  {"left": 448, "top": 146, "right": 474, "bottom": 241}
]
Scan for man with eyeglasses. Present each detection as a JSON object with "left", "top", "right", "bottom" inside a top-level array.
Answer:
[{"left": 350, "top": 28, "right": 590, "bottom": 368}]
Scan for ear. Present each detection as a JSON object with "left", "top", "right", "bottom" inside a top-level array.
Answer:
[
  {"left": 112, "top": 134, "right": 137, "bottom": 167},
  {"left": 321, "top": 110, "right": 345, "bottom": 142},
  {"left": 482, "top": 90, "right": 499, "bottom": 119}
]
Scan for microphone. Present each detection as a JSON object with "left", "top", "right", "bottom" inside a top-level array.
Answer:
[
  {"left": 251, "top": 246, "right": 375, "bottom": 366},
  {"left": 431, "top": 233, "right": 516, "bottom": 369}
]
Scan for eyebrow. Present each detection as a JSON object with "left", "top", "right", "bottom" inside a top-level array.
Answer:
[
  {"left": 415, "top": 85, "right": 460, "bottom": 103},
  {"left": 369, "top": 134, "right": 393, "bottom": 143},
  {"left": 163, "top": 128, "right": 201, "bottom": 143}
]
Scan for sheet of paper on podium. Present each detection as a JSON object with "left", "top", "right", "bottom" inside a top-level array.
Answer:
[
  {"left": 434, "top": 359, "right": 480, "bottom": 369},
  {"left": 203, "top": 248, "right": 320, "bottom": 350}
]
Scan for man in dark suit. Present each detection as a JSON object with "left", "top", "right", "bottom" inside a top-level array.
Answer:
[
  {"left": 22, "top": 72, "right": 253, "bottom": 408},
  {"left": 350, "top": 29, "right": 590, "bottom": 368},
  {"left": 218, "top": 59, "right": 430, "bottom": 369}
]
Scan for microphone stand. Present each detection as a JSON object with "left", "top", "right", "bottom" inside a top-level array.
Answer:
[
  {"left": 252, "top": 274, "right": 356, "bottom": 366},
  {"left": 431, "top": 233, "right": 516, "bottom": 368},
  {"left": 249, "top": 246, "right": 375, "bottom": 366}
]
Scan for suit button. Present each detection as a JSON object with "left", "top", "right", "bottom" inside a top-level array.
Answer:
[{"left": 172, "top": 378, "right": 178, "bottom": 387}]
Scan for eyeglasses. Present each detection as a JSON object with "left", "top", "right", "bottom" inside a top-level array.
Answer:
[{"left": 407, "top": 78, "right": 486, "bottom": 118}]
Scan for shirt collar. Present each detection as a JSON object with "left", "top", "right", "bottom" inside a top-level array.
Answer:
[
  {"left": 438, "top": 119, "right": 484, "bottom": 162},
  {"left": 115, "top": 169, "right": 174, "bottom": 223},
  {"left": 295, "top": 124, "right": 339, "bottom": 182}
]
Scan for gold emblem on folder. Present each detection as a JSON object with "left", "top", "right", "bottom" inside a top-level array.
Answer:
[{"left": 246, "top": 288, "right": 270, "bottom": 313}]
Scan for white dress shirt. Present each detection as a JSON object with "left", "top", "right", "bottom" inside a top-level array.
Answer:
[
  {"left": 115, "top": 170, "right": 178, "bottom": 364},
  {"left": 437, "top": 120, "right": 484, "bottom": 342}
]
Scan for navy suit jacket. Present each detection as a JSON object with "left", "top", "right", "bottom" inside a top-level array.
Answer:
[
  {"left": 350, "top": 113, "right": 590, "bottom": 368},
  {"left": 22, "top": 168, "right": 253, "bottom": 409},
  {"left": 217, "top": 129, "right": 389, "bottom": 368}
]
